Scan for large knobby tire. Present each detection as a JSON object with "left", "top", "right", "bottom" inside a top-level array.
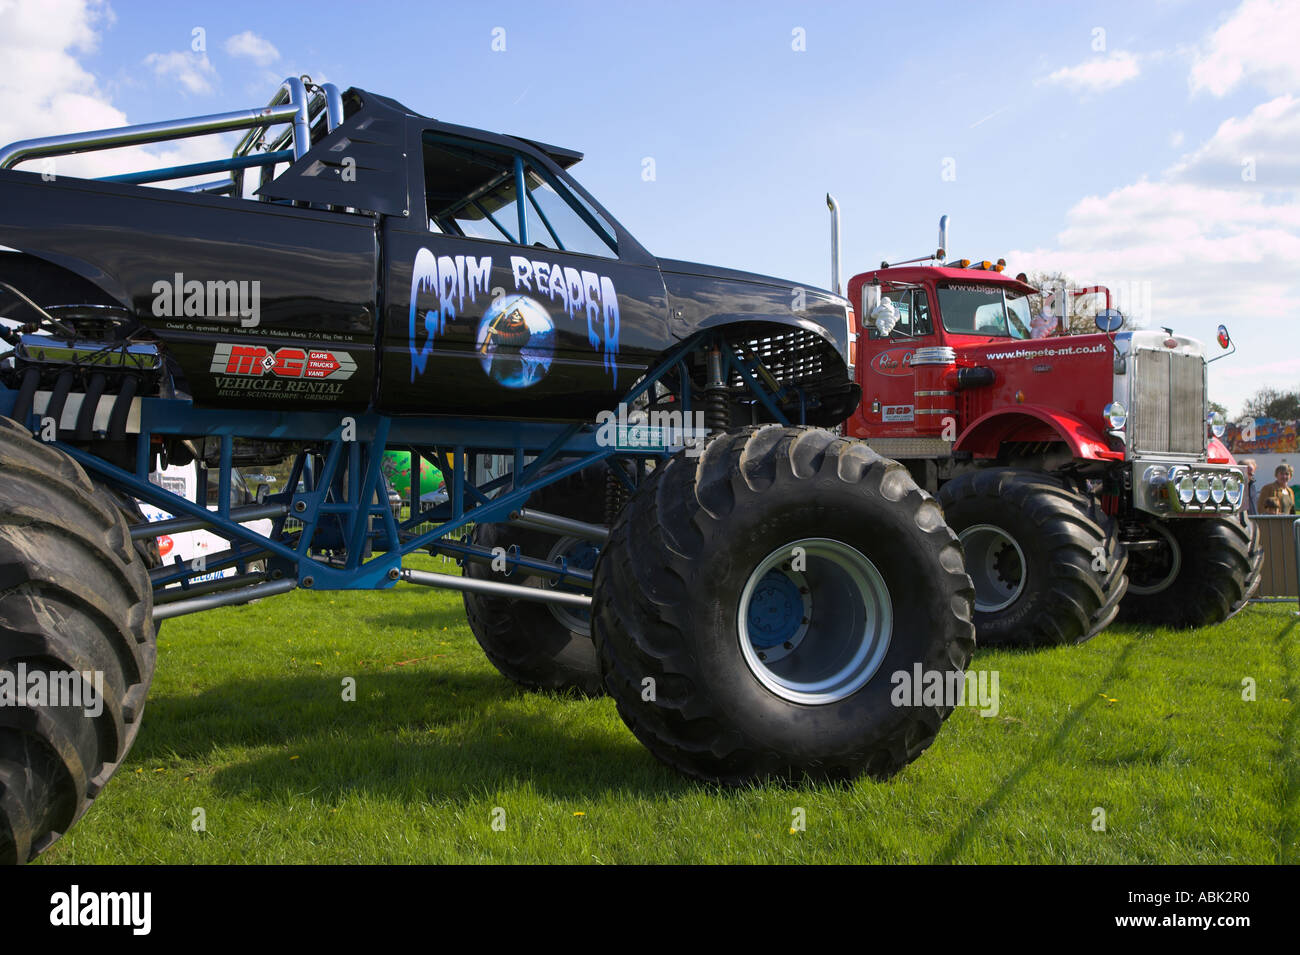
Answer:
[
  {"left": 592, "top": 426, "right": 975, "bottom": 784},
  {"left": 0, "top": 416, "right": 156, "bottom": 864},
  {"left": 112, "top": 492, "right": 162, "bottom": 635},
  {"left": 1116, "top": 513, "right": 1262, "bottom": 628},
  {"left": 462, "top": 465, "right": 605, "bottom": 696},
  {"left": 938, "top": 468, "right": 1128, "bottom": 648}
]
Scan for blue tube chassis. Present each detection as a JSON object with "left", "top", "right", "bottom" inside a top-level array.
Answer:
[{"left": 0, "top": 333, "right": 797, "bottom": 616}]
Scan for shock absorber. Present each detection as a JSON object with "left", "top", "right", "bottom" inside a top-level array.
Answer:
[
  {"left": 605, "top": 462, "right": 630, "bottom": 525},
  {"left": 704, "top": 345, "right": 729, "bottom": 434}
]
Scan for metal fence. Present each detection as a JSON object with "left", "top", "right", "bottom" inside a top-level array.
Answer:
[{"left": 1251, "top": 515, "right": 1300, "bottom": 604}]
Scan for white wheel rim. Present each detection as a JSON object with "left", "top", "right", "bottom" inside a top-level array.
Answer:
[
  {"left": 1126, "top": 522, "right": 1181, "bottom": 596},
  {"left": 737, "top": 538, "right": 893, "bottom": 705},
  {"left": 959, "top": 523, "right": 1027, "bottom": 613}
]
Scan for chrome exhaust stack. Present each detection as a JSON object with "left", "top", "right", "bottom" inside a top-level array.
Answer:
[{"left": 826, "top": 194, "right": 842, "bottom": 295}]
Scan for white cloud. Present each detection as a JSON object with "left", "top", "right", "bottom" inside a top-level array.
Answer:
[
  {"left": 143, "top": 50, "right": 218, "bottom": 95},
  {"left": 1169, "top": 130, "right": 1184, "bottom": 148},
  {"left": 0, "top": 0, "right": 123, "bottom": 159},
  {"left": 1190, "top": 0, "right": 1300, "bottom": 97},
  {"left": 225, "top": 31, "right": 279, "bottom": 67},
  {"left": 1008, "top": 92, "right": 1300, "bottom": 415},
  {"left": 1173, "top": 94, "right": 1300, "bottom": 187},
  {"left": 1044, "top": 51, "right": 1140, "bottom": 94},
  {"left": 0, "top": 0, "right": 234, "bottom": 180}
]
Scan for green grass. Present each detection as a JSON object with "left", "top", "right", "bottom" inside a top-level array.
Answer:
[{"left": 40, "top": 556, "right": 1300, "bottom": 864}]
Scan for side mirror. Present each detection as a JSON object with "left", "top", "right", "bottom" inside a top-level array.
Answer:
[
  {"left": 862, "top": 282, "right": 881, "bottom": 318},
  {"left": 1095, "top": 308, "right": 1125, "bottom": 333},
  {"left": 1217, "top": 324, "right": 1231, "bottom": 349},
  {"left": 256, "top": 483, "right": 270, "bottom": 504}
]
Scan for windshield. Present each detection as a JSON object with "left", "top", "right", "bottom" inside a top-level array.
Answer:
[{"left": 937, "top": 284, "right": 1034, "bottom": 339}]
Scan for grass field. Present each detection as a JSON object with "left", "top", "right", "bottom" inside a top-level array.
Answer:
[{"left": 39, "top": 556, "right": 1299, "bottom": 864}]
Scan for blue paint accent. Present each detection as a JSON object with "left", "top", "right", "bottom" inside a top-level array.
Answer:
[
  {"left": 554, "top": 537, "right": 600, "bottom": 623},
  {"left": 746, "top": 570, "right": 804, "bottom": 648},
  {"left": 97, "top": 150, "right": 294, "bottom": 185},
  {"left": 514, "top": 154, "right": 528, "bottom": 246},
  {"left": 526, "top": 189, "right": 564, "bottom": 250},
  {"left": 473, "top": 200, "right": 516, "bottom": 243},
  {"left": 433, "top": 537, "right": 593, "bottom": 586}
]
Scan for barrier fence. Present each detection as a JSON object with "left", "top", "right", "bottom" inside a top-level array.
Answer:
[{"left": 1251, "top": 514, "right": 1300, "bottom": 606}]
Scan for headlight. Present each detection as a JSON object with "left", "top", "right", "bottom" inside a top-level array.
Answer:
[
  {"left": 1104, "top": 401, "right": 1127, "bottom": 430},
  {"left": 1194, "top": 474, "right": 1211, "bottom": 504},
  {"left": 1207, "top": 410, "right": 1226, "bottom": 439},
  {"left": 1170, "top": 468, "right": 1195, "bottom": 505},
  {"left": 1225, "top": 474, "right": 1243, "bottom": 505},
  {"left": 1210, "top": 475, "right": 1225, "bottom": 504}
]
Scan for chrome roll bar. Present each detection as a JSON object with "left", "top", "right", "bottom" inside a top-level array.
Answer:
[
  {"left": 0, "top": 103, "right": 302, "bottom": 171},
  {"left": 0, "top": 76, "right": 339, "bottom": 199}
]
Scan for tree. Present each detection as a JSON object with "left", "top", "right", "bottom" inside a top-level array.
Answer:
[
  {"left": 1208, "top": 400, "right": 1228, "bottom": 417},
  {"left": 1242, "top": 386, "right": 1300, "bottom": 421}
]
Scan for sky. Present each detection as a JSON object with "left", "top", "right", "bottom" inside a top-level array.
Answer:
[{"left": 0, "top": 0, "right": 1296, "bottom": 417}]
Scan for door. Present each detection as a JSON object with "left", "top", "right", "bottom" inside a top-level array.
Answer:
[
  {"left": 378, "top": 131, "right": 669, "bottom": 419},
  {"left": 854, "top": 283, "right": 938, "bottom": 436}
]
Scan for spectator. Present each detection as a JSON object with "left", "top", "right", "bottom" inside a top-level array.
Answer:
[
  {"left": 1242, "top": 458, "right": 1259, "bottom": 514},
  {"left": 1258, "top": 464, "right": 1295, "bottom": 515}
]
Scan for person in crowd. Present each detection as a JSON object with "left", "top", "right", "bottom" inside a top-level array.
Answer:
[
  {"left": 1242, "top": 458, "right": 1259, "bottom": 514},
  {"left": 1258, "top": 464, "right": 1296, "bottom": 515}
]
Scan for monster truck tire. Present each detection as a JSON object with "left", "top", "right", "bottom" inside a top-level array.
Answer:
[
  {"left": 462, "top": 465, "right": 606, "bottom": 696},
  {"left": 0, "top": 415, "right": 155, "bottom": 864},
  {"left": 592, "top": 426, "right": 975, "bottom": 784},
  {"left": 937, "top": 468, "right": 1128, "bottom": 648},
  {"left": 1116, "top": 513, "right": 1262, "bottom": 628}
]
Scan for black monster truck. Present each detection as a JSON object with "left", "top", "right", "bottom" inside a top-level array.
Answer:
[{"left": 0, "top": 78, "right": 975, "bottom": 863}]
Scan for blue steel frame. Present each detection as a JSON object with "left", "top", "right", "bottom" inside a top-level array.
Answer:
[
  {"left": 97, "top": 150, "right": 296, "bottom": 186},
  {"left": 0, "top": 331, "right": 796, "bottom": 605}
]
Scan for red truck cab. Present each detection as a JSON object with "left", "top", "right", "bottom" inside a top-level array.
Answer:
[{"left": 845, "top": 263, "right": 1121, "bottom": 465}]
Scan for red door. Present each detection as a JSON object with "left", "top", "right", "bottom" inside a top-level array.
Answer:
[{"left": 852, "top": 283, "right": 938, "bottom": 438}]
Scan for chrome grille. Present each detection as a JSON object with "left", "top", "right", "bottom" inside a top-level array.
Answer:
[{"left": 1131, "top": 348, "right": 1205, "bottom": 454}]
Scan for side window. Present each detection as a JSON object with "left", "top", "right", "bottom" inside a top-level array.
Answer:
[
  {"left": 422, "top": 136, "right": 616, "bottom": 257},
  {"left": 523, "top": 167, "right": 617, "bottom": 258},
  {"left": 891, "top": 289, "right": 913, "bottom": 336},
  {"left": 911, "top": 289, "right": 933, "bottom": 335},
  {"left": 882, "top": 287, "right": 934, "bottom": 339},
  {"left": 453, "top": 175, "right": 523, "bottom": 242},
  {"left": 1006, "top": 294, "right": 1032, "bottom": 338},
  {"left": 424, "top": 139, "right": 521, "bottom": 240}
]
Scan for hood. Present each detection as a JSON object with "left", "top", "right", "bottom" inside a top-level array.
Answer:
[{"left": 657, "top": 257, "right": 844, "bottom": 302}]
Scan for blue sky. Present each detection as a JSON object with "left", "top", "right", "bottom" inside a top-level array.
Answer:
[{"left": 2, "top": 0, "right": 1297, "bottom": 415}]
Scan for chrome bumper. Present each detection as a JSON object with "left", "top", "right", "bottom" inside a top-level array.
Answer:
[{"left": 1133, "top": 458, "right": 1247, "bottom": 517}]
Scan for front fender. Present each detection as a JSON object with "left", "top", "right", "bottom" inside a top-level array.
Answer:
[
  {"left": 0, "top": 248, "right": 131, "bottom": 312},
  {"left": 955, "top": 404, "right": 1124, "bottom": 461}
]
